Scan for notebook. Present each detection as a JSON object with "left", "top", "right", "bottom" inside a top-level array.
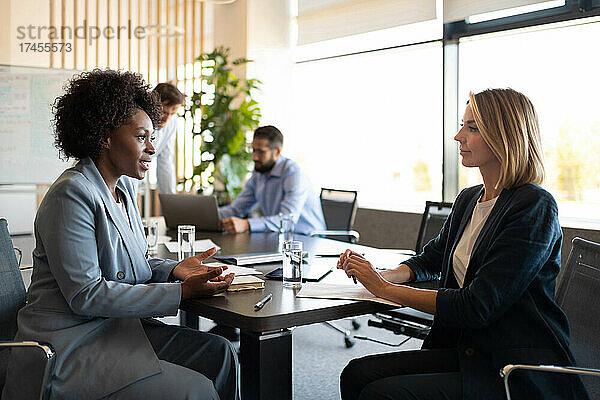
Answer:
[
  {"left": 227, "top": 275, "right": 265, "bottom": 292},
  {"left": 159, "top": 193, "right": 221, "bottom": 231},
  {"left": 264, "top": 258, "right": 335, "bottom": 282}
]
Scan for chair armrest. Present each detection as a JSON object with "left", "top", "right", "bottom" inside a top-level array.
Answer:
[
  {"left": 500, "top": 364, "right": 600, "bottom": 400},
  {"left": 0, "top": 341, "right": 54, "bottom": 358},
  {"left": 0, "top": 341, "right": 56, "bottom": 400},
  {"left": 309, "top": 230, "right": 360, "bottom": 243}
]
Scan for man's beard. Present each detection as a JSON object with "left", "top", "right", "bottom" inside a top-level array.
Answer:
[{"left": 254, "top": 157, "right": 276, "bottom": 173}]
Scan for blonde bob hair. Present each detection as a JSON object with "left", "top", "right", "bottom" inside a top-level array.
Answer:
[{"left": 468, "top": 88, "right": 545, "bottom": 189}]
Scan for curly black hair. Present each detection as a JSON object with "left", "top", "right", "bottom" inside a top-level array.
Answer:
[{"left": 53, "top": 69, "right": 162, "bottom": 160}]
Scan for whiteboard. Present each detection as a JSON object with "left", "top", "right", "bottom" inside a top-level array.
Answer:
[{"left": 0, "top": 65, "right": 78, "bottom": 184}]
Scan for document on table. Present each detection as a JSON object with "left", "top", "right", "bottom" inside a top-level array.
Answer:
[
  {"left": 296, "top": 283, "right": 403, "bottom": 307},
  {"left": 362, "top": 250, "right": 414, "bottom": 270},
  {"left": 203, "top": 262, "right": 261, "bottom": 277},
  {"left": 163, "top": 239, "right": 221, "bottom": 253}
]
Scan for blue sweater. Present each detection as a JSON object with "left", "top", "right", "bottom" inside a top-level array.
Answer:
[{"left": 404, "top": 184, "right": 588, "bottom": 400}]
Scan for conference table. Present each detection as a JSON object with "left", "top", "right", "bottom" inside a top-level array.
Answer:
[{"left": 157, "top": 231, "right": 403, "bottom": 400}]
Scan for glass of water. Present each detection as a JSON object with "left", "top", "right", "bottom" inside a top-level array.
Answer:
[
  {"left": 178, "top": 225, "right": 195, "bottom": 261},
  {"left": 282, "top": 240, "right": 302, "bottom": 288},
  {"left": 142, "top": 219, "right": 159, "bottom": 254},
  {"left": 279, "top": 213, "right": 294, "bottom": 243}
]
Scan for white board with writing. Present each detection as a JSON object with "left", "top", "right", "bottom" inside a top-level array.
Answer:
[{"left": 0, "top": 66, "right": 77, "bottom": 184}]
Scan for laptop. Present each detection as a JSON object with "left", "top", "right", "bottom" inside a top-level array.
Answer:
[
  {"left": 264, "top": 257, "right": 335, "bottom": 282},
  {"left": 159, "top": 193, "right": 221, "bottom": 231}
]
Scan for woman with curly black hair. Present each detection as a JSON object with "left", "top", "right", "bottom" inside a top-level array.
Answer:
[{"left": 2, "top": 69, "right": 239, "bottom": 400}]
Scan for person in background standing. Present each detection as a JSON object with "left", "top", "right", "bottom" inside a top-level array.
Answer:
[{"left": 151, "top": 82, "right": 185, "bottom": 194}]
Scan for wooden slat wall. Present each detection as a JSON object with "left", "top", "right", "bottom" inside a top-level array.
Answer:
[{"left": 47, "top": 0, "right": 206, "bottom": 195}]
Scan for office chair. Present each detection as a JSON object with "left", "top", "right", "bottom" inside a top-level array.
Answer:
[
  {"left": 500, "top": 237, "right": 600, "bottom": 400},
  {"left": 0, "top": 218, "right": 55, "bottom": 400},
  {"left": 309, "top": 189, "right": 362, "bottom": 347},
  {"left": 309, "top": 188, "right": 360, "bottom": 244},
  {"left": 415, "top": 201, "right": 453, "bottom": 254},
  {"left": 367, "top": 201, "right": 452, "bottom": 343}
]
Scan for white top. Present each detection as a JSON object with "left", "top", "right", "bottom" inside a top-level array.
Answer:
[
  {"left": 153, "top": 117, "right": 177, "bottom": 194},
  {"left": 115, "top": 190, "right": 131, "bottom": 228},
  {"left": 452, "top": 195, "right": 498, "bottom": 287}
]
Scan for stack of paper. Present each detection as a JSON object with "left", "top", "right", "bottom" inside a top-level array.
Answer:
[
  {"left": 214, "top": 252, "right": 282, "bottom": 266},
  {"left": 163, "top": 239, "right": 221, "bottom": 253},
  {"left": 203, "top": 262, "right": 261, "bottom": 277},
  {"left": 296, "top": 283, "right": 402, "bottom": 307}
]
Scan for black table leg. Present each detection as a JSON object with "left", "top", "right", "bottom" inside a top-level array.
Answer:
[
  {"left": 180, "top": 311, "right": 199, "bottom": 329},
  {"left": 240, "top": 329, "right": 292, "bottom": 400}
]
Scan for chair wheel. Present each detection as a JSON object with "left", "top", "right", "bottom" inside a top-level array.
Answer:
[
  {"left": 344, "top": 337, "right": 355, "bottom": 348},
  {"left": 351, "top": 320, "right": 361, "bottom": 330}
]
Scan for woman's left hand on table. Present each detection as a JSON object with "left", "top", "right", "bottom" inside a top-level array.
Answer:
[{"left": 338, "top": 250, "right": 388, "bottom": 296}]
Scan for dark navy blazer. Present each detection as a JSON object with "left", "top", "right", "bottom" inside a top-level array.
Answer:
[{"left": 404, "top": 184, "right": 588, "bottom": 400}]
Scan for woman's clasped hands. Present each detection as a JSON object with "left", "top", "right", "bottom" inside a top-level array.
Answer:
[
  {"left": 337, "top": 249, "right": 388, "bottom": 296},
  {"left": 174, "top": 247, "right": 235, "bottom": 300}
]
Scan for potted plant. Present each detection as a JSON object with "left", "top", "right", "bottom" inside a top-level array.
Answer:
[{"left": 187, "top": 46, "right": 262, "bottom": 204}]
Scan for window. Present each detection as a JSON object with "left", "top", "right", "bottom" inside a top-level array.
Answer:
[
  {"left": 458, "top": 17, "right": 600, "bottom": 223},
  {"left": 289, "top": 42, "right": 443, "bottom": 212}
]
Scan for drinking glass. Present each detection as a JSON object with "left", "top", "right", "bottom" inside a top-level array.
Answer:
[
  {"left": 142, "top": 219, "right": 159, "bottom": 254},
  {"left": 178, "top": 225, "right": 195, "bottom": 261},
  {"left": 279, "top": 213, "right": 294, "bottom": 246},
  {"left": 282, "top": 240, "right": 302, "bottom": 288}
]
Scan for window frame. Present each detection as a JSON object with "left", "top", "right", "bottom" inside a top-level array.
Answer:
[
  {"left": 444, "top": 0, "right": 600, "bottom": 41},
  {"left": 441, "top": 0, "right": 600, "bottom": 204},
  {"left": 291, "top": 0, "right": 600, "bottom": 219}
]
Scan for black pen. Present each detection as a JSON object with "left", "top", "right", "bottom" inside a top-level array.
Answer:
[
  {"left": 254, "top": 293, "right": 273, "bottom": 311},
  {"left": 351, "top": 275, "right": 357, "bottom": 284},
  {"left": 315, "top": 253, "right": 365, "bottom": 258}
]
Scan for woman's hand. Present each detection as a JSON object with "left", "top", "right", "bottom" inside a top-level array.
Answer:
[
  {"left": 172, "top": 247, "right": 222, "bottom": 281},
  {"left": 338, "top": 249, "right": 389, "bottom": 297},
  {"left": 180, "top": 268, "right": 235, "bottom": 300}
]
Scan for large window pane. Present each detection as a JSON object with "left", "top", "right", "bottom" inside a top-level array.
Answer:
[
  {"left": 289, "top": 42, "right": 443, "bottom": 212},
  {"left": 458, "top": 18, "right": 600, "bottom": 224}
]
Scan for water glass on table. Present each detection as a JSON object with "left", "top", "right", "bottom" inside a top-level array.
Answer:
[
  {"left": 178, "top": 225, "right": 195, "bottom": 261},
  {"left": 282, "top": 240, "right": 302, "bottom": 288},
  {"left": 279, "top": 213, "right": 294, "bottom": 248},
  {"left": 142, "top": 219, "right": 158, "bottom": 254}
]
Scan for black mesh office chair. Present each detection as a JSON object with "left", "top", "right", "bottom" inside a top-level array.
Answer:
[
  {"left": 309, "top": 188, "right": 360, "bottom": 244},
  {"left": 500, "top": 237, "right": 600, "bottom": 400},
  {"left": 309, "top": 189, "right": 363, "bottom": 347},
  {"left": 415, "top": 201, "right": 453, "bottom": 254},
  {"left": 367, "top": 201, "right": 452, "bottom": 343},
  {"left": 0, "top": 217, "right": 55, "bottom": 400}
]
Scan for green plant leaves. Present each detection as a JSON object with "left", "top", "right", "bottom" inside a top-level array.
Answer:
[{"left": 186, "top": 46, "right": 261, "bottom": 200}]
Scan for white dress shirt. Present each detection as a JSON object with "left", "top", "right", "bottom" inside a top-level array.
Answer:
[{"left": 153, "top": 117, "right": 177, "bottom": 193}]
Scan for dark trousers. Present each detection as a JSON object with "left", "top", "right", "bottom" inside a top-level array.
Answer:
[
  {"left": 340, "top": 348, "right": 462, "bottom": 400},
  {"left": 103, "top": 318, "right": 239, "bottom": 400}
]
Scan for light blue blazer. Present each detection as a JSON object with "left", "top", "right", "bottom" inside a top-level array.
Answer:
[{"left": 5, "top": 158, "right": 181, "bottom": 399}]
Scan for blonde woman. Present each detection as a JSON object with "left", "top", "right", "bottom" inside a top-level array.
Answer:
[{"left": 338, "top": 88, "right": 588, "bottom": 400}]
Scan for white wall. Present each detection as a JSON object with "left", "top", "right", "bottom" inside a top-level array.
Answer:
[
  {"left": 212, "top": 0, "right": 294, "bottom": 134},
  {"left": 246, "top": 0, "right": 293, "bottom": 133},
  {"left": 2, "top": 0, "right": 52, "bottom": 67}
]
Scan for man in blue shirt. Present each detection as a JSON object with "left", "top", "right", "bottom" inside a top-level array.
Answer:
[{"left": 219, "top": 125, "right": 326, "bottom": 235}]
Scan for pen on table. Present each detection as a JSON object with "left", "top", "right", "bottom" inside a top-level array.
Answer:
[
  {"left": 254, "top": 293, "right": 273, "bottom": 311},
  {"left": 315, "top": 253, "right": 365, "bottom": 258}
]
